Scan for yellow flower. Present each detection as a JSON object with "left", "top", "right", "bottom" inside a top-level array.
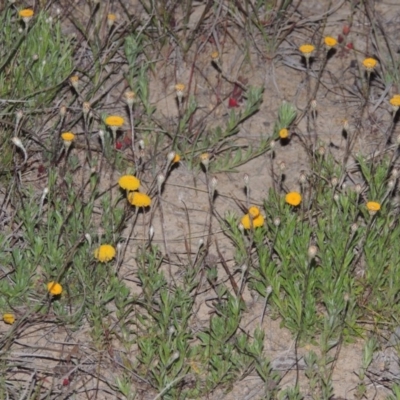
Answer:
[
  {"left": 173, "top": 154, "right": 181, "bottom": 163},
  {"left": 248, "top": 206, "right": 260, "bottom": 218},
  {"left": 175, "top": 83, "right": 185, "bottom": 98},
  {"left": 69, "top": 75, "right": 79, "bottom": 88},
  {"left": 94, "top": 244, "right": 116, "bottom": 262},
  {"left": 47, "top": 281, "right": 63, "bottom": 296},
  {"left": 324, "top": 36, "right": 337, "bottom": 48},
  {"left": 3, "top": 313, "right": 15, "bottom": 325},
  {"left": 107, "top": 13, "right": 116, "bottom": 28},
  {"left": 363, "top": 58, "right": 377, "bottom": 71},
  {"left": 390, "top": 95, "right": 400, "bottom": 112},
  {"left": 61, "top": 132, "right": 75, "bottom": 142},
  {"left": 285, "top": 192, "right": 302, "bottom": 206},
  {"left": 366, "top": 201, "right": 380, "bottom": 212},
  {"left": 19, "top": 9, "right": 34, "bottom": 19},
  {"left": 279, "top": 128, "right": 289, "bottom": 139},
  {"left": 118, "top": 175, "right": 140, "bottom": 191},
  {"left": 127, "top": 192, "right": 151, "bottom": 208},
  {"left": 299, "top": 44, "right": 315, "bottom": 57},
  {"left": 241, "top": 213, "right": 264, "bottom": 230},
  {"left": 124, "top": 90, "right": 136, "bottom": 106},
  {"left": 105, "top": 115, "right": 124, "bottom": 128},
  {"left": 211, "top": 51, "right": 219, "bottom": 60}
]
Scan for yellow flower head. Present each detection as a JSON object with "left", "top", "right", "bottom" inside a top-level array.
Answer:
[
  {"left": 299, "top": 44, "right": 315, "bottom": 57},
  {"left": 175, "top": 83, "right": 185, "bottom": 96},
  {"left": 3, "top": 313, "right": 15, "bottom": 325},
  {"left": 124, "top": 90, "right": 136, "bottom": 106},
  {"left": 69, "top": 75, "right": 79, "bottom": 86},
  {"left": 47, "top": 281, "right": 63, "bottom": 296},
  {"left": 279, "top": 128, "right": 289, "bottom": 139},
  {"left": 389, "top": 95, "right": 400, "bottom": 110},
  {"left": 107, "top": 13, "right": 116, "bottom": 28},
  {"left": 173, "top": 154, "right": 181, "bottom": 163},
  {"left": 363, "top": 58, "right": 377, "bottom": 71},
  {"left": 127, "top": 192, "right": 151, "bottom": 208},
  {"left": 200, "top": 153, "right": 210, "bottom": 163},
  {"left": 366, "top": 201, "right": 380, "bottom": 212},
  {"left": 248, "top": 206, "right": 260, "bottom": 218},
  {"left": 19, "top": 9, "right": 34, "bottom": 19},
  {"left": 211, "top": 51, "right": 219, "bottom": 60},
  {"left": 285, "top": 192, "right": 302, "bottom": 206},
  {"left": 94, "top": 244, "right": 116, "bottom": 262},
  {"left": 241, "top": 213, "right": 264, "bottom": 230},
  {"left": 118, "top": 175, "right": 140, "bottom": 191},
  {"left": 324, "top": 36, "right": 337, "bottom": 48},
  {"left": 61, "top": 132, "right": 75, "bottom": 142},
  {"left": 105, "top": 115, "right": 124, "bottom": 128}
]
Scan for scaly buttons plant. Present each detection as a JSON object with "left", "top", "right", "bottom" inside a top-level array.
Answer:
[
  {"left": 3, "top": 313, "right": 15, "bottom": 325},
  {"left": 240, "top": 206, "right": 264, "bottom": 230},
  {"left": 324, "top": 36, "right": 337, "bottom": 48},
  {"left": 127, "top": 192, "right": 151, "bottom": 208},
  {"left": 94, "top": 244, "right": 116, "bottom": 262},
  {"left": 118, "top": 175, "right": 140, "bottom": 191},
  {"left": 299, "top": 44, "right": 315, "bottom": 58},
  {"left": 279, "top": 128, "right": 289, "bottom": 139},
  {"left": 363, "top": 58, "right": 377, "bottom": 71},
  {"left": 285, "top": 191, "right": 302, "bottom": 206},
  {"left": 366, "top": 201, "right": 381, "bottom": 212},
  {"left": 47, "top": 281, "right": 63, "bottom": 296}
]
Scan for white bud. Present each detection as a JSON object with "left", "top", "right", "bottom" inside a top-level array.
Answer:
[
  {"left": 167, "top": 151, "right": 176, "bottom": 163},
  {"left": 85, "top": 233, "right": 92, "bottom": 247},
  {"left": 149, "top": 226, "right": 154, "bottom": 240},
  {"left": 139, "top": 140, "right": 145, "bottom": 149}
]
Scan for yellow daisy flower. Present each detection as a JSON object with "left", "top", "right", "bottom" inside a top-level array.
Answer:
[
  {"left": 241, "top": 213, "right": 264, "bottom": 230},
  {"left": 3, "top": 313, "right": 15, "bottom": 325},
  {"left": 47, "top": 281, "right": 63, "bottom": 296},
  {"left": 61, "top": 132, "right": 75, "bottom": 142},
  {"left": 389, "top": 95, "right": 400, "bottom": 112},
  {"left": 299, "top": 44, "right": 315, "bottom": 57},
  {"left": 363, "top": 58, "right": 377, "bottom": 71},
  {"left": 211, "top": 51, "right": 219, "bottom": 60},
  {"left": 118, "top": 175, "right": 140, "bottom": 191},
  {"left": 366, "top": 201, "right": 380, "bottom": 212},
  {"left": 127, "top": 192, "right": 151, "bottom": 208},
  {"left": 175, "top": 83, "right": 185, "bottom": 94},
  {"left": 94, "top": 244, "right": 116, "bottom": 262},
  {"left": 19, "top": 9, "right": 34, "bottom": 21},
  {"left": 105, "top": 115, "right": 124, "bottom": 128},
  {"left": 324, "top": 36, "right": 337, "bottom": 48},
  {"left": 173, "top": 154, "right": 181, "bottom": 163},
  {"left": 279, "top": 128, "right": 289, "bottom": 139},
  {"left": 285, "top": 192, "right": 302, "bottom": 206},
  {"left": 248, "top": 206, "right": 260, "bottom": 218}
]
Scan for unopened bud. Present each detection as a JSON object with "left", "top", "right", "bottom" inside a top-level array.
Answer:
[
  {"left": 308, "top": 245, "right": 318, "bottom": 259},
  {"left": 60, "top": 105, "right": 67, "bottom": 117},
  {"left": 149, "top": 226, "right": 154, "bottom": 240},
  {"left": 85, "top": 233, "right": 92, "bottom": 247},
  {"left": 124, "top": 90, "right": 135, "bottom": 107},
  {"left": 167, "top": 151, "right": 176, "bottom": 163},
  {"left": 299, "top": 171, "right": 307, "bottom": 184},
  {"left": 273, "top": 217, "right": 281, "bottom": 227},
  {"left": 211, "top": 176, "right": 218, "bottom": 189}
]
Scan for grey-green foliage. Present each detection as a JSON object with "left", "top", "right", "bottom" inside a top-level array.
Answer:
[{"left": 0, "top": 8, "right": 73, "bottom": 108}]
